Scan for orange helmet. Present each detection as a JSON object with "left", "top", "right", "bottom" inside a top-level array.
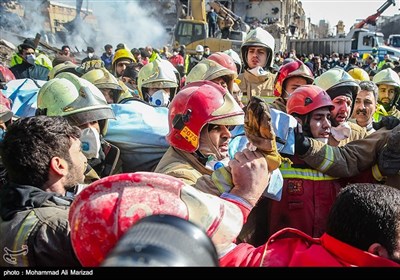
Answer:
[
  {"left": 68, "top": 172, "right": 243, "bottom": 266},
  {"left": 166, "top": 80, "right": 244, "bottom": 153},
  {"left": 274, "top": 60, "right": 314, "bottom": 97},
  {"left": 287, "top": 85, "right": 334, "bottom": 115}
]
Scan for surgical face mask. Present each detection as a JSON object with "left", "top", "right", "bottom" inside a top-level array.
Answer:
[
  {"left": 330, "top": 123, "right": 351, "bottom": 142},
  {"left": 88, "top": 53, "right": 94, "bottom": 58},
  {"left": 26, "top": 54, "right": 36, "bottom": 65},
  {"left": 80, "top": 127, "right": 101, "bottom": 159},
  {"left": 196, "top": 54, "right": 203, "bottom": 60},
  {"left": 204, "top": 50, "right": 210, "bottom": 55},
  {"left": 173, "top": 52, "right": 178, "bottom": 56},
  {"left": 248, "top": 66, "right": 267, "bottom": 77},
  {"left": 149, "top": 89, "right": 170, "bottom": 107}
]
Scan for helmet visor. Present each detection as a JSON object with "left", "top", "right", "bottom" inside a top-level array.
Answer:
[
  {"left": 209, "top": 92, "right": 244, "bottom": 126},
  {"left": 67, "top": 107, "right": 115, "bottom": 127}
]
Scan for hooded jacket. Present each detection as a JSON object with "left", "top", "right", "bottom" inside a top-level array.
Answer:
[{"left": 0, "top": 182, "right": 81, "bottom": 267}]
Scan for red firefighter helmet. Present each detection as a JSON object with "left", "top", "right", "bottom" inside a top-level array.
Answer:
[
  {"left": 286, "top": 85, "right": 334, "bottom": 115},
  {"left": 207, "top": 52, "right": 238, "bottom": 74},
  {"left": 0, "top": 65, "right": 15, "bottom": 89},
  {"left": 68, "top": 172, "right": 243, "bottom": 266},
  {"left": 274, "top": 60, "right": 314, "bottom": 97},
  {"left": 166, "top": 80, "right": 244, "bottom": 152}
]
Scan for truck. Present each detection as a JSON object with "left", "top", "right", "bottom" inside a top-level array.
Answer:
[
  {"left": 289, "top": 0, "right": 400, "bottom": 61},
  {"left": 173, "top": 0, "right": 248, "bottom": 54},
  {"left": 387, "top": 34, "right": 400, "bottom": 49},
  {"left": 289, "top": 28, "right": 400, "bottom": 61}
]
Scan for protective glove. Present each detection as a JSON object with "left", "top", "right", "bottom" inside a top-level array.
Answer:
[
  {"left": 244, "top": 96, "right": 283, "bottom": 171},
  {"left": 372, "top": 116, "right": 400, "bottom": 131},
  {"left": 294, "top": 123, "right": 311, "bottom": 156},
  {"left": 378, "top": 125, "right": 400, "bottom": 176}
]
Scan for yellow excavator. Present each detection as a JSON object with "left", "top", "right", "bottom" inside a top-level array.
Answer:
[{"left": 173, "top": 0, "right": 249, "bottom": 54}]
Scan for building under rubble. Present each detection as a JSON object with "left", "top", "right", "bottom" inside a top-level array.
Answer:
[
  {"left": 1, "top": 0, "right": 398, "bottom": 54},
  {"left": 0, "top": 0, "right": 97, "bottom": 46}
]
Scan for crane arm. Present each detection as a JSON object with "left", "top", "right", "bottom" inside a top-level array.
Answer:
[{"left": 355, "top": 0, "right": 396, "bottom": 29}]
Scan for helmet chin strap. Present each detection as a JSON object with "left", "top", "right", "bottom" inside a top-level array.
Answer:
[
  {"left": 197, "top": 125, "right": 224, "bottom": 162},
  {"left": 204, "top": 128, "right": 224, "bottom": 161}
]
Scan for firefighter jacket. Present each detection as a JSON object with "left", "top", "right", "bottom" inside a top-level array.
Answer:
[
  {"left": 237, "top": 70, "right": 276, "bottom": 104},
  {"left": 348, "top": 118, "right": 375, "bottom": 135},
  {"left": 154, "top": 146, "right": 221, "bottom": 195},
  {"left": 267, "top": 154, "right": 341, "bottom": 238},
  {"left": 0, "top": 182, "right": 81, "bottom": 267},
  {"left": 220, "top": 228, "right": 400, "bottom": 267},
  {"left": 300, "top": 128, "right": 392, "bottom": 181}
]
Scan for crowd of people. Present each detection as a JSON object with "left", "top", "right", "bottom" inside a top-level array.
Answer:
[{"left": 0, "top": 24, "right": 400, "bottom": 269}]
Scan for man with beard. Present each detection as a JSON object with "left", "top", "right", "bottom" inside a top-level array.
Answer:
[
  {"left": 372, "top": 68, "right": 400, "bottom": 121},
  {"left": 0, "top": 116, "right": 87, "bottom": 267},
  {"left": 349, "top": 81, "right": 378, "bottom": 134},
  {"left": 313, "top": 67, "right": 368, "bottom": 146}
]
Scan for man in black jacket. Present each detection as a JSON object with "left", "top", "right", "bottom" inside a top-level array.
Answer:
[
  {"left": 9, "top": 38, "right": 49, "bottom": 80},
  {"left": 0, "top": 116, "right": 87, "bottom": 267}
]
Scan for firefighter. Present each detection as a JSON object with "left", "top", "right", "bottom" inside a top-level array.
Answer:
[
  {"left": 154, "top": 80, "right": 245, "bottom": 187},
  {"left": 313, "top": 67, "right": 367, "bottom": 146},
  {"left": 81, "top": 67, "right": 138, "bottom": 104},
  {"left": 238, "top": 27, "right": 277, "bottom": 104},
  {"left": 36, "top": 72, "right": 120, "bottom": 183},
  {"left": 372, "top": 68, "right": 400, "bottom": 121},
  {"left": 186, "top": 51, "right": 238, "bottom": 94},
  {"left": 137, "top": 58, "right": 179, "bottom": 107},
  {"left": 271, "top": 59, "right": 315, "bottom": 112}
]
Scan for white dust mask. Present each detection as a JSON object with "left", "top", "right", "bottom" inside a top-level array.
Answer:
[
  {"left": 331, "top": 123, "right": 351, "bottom": 142},
  {"left": 26, "top": 54, "right": 36, "bottom": 65},
  {"left": 149, "top": 89, "right": 170, "bottom": 107},
  {"left": 80, "top": 127, "right": 101, "bottom": 159},
  {"left": 248, "top": 66, "right": 267, "bottom": 77}
]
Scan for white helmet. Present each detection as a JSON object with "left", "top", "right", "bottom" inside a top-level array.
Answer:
[{"left": 195, "top": 45, "right": 204, "bottom": 53}]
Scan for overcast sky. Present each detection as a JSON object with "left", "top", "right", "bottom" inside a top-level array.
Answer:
[{"left": 301, "top": 0, "right": 400, "bottom": 33}]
